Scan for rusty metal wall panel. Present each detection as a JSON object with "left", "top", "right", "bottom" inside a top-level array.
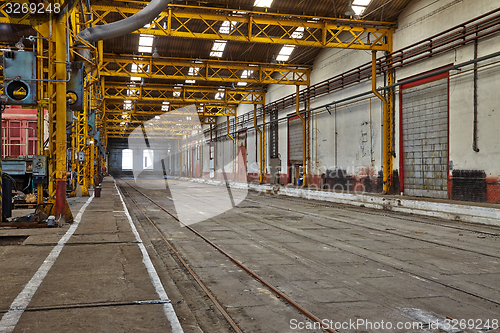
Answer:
[
  {"left": 288, "top": 117, "right": 303, "bottom": 164},
  {"left": 402, "top": 79, "right": 448, "bottom": 198}
]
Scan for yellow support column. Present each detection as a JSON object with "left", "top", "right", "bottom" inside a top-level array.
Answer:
[
  {"left": 90, "top": 139, "right": 95, "bottom": 187},
  {"left": 372, "top": 51, "right": 393, "bottom": 194},
  {"left": 36, "top": 35, "right": 45, "bottom": 205},
  {"left": 55, "top": 10, "right": 69, "bottom": 220}
]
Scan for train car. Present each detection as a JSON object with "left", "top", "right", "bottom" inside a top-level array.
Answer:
[{"left": 1, "top": 105, "right": 47, "bottom": 193}]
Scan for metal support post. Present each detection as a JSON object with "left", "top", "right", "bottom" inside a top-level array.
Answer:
[
  {"left": 296, "top": 85, "right": 307, "bottom": 186},
  {"left": 226, "top": 116, "right": 235, "bottom": 180},
  {"left": 55, "top": 11, "right": 68, "bottom": 220},
  {"left": 254, "top": 104, "right": 264, "bottom": 183},
  {"left": 372, "top": 51, "right": 393, "bottom": 194}
]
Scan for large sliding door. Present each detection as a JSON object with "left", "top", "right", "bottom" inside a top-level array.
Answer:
[{"left": 400, "top": 71, "right": 449, "bottom": 198}]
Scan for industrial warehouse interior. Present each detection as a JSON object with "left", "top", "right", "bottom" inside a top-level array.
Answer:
[{"left": 0, "top": 0, "right": 499, "bottom": 332}]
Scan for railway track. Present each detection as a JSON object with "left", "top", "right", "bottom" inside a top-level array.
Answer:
[
  {"left": 117, "top": 179, "right": 337, "bottom": 333},
  {"left": 117, "top": 178, "right": 500, "bottom": 332}
]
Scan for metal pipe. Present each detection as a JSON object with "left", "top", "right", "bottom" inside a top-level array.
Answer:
[
  {"left": 226, "top": 116, "right": 235, "bottom": 180},
  {"left": 372, "top": 51, "right": 391, "bottom": 194},
  {"left": 77, "top": 0, "right": 170, "bottom": 43},
  {"left": 296, "top": 85, "right": 306, "bottom": 186},
  {"left": 254, "top": 104, "right": 264, "bottom": 183},
  {"left": 473, "top": 30, "right": 480, "bottom": 153}
]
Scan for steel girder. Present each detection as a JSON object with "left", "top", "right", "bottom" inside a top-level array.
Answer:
[
  {"left": 100, "top": 55, "right": 309, "bottom": 86},
  {"left": 104, "top": 101, "right": 236, "bottom": 117},
  {"left": 104, "top": 82, "right": 265, "bottom": 104},
  {"left": 89, "top": 4, "right": 393, "bottom": 51}
]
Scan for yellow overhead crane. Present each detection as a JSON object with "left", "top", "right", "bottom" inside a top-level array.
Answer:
[
  {"left": 90, "top": 4, "right": 393, "bottom": 51},
  {"left": 100, "top": 55, "right": 311, "bottom": 86},
  {"left": 103, "top": 83, "right": 266, "bottom": 104}
]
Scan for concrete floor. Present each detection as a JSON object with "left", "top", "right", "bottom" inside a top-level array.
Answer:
[{"left": 0, "top": 177, "right": 499, "bottom": 333}]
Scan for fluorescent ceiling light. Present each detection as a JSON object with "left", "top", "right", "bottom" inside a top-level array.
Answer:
[
  {"left": 237, "top": 82, "right": 248, "bottom": 86},
  {"left": 130, "top": 77, "right": 141, "bottom": 81},
  {"left": 254, "top": 0, "right": 273, "bottom": 7},
  {"left": 185, "top": 80, "right": 196, "bottom": 84}
]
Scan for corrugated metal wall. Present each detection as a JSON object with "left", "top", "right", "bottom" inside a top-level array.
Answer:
[
  {"left": 402, "top": 78, "right": 448, "bottom": 198},
  {"left": 288, "top": 117, "right": 303, "bottom": 164}
]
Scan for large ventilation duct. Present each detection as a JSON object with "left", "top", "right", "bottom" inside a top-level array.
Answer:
[{"left": 77, "top": 0, "right": 170, "bottom": 43}]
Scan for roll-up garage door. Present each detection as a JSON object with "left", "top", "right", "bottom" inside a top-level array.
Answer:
[
  {"left": 401, "top": 74, "right": 449, "bottom": 199},
  {"left": 288, "top": 116, "right": 303, "bottom": 164}
]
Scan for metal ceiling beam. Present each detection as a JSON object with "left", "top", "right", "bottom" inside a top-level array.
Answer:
[
  {"left": 104, "top": 82, "right": 266, "bottom": 104},
  {"left": 104, "top": 101, "right": 236, "bottom": 117},
  {"left": 91, "top": 4, "right": 393, "bottom": 51},
  {"left": 100, "top": 55, "right": 310, "bottom": 86}
]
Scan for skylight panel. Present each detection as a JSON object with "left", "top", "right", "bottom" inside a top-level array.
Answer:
[
  {"left": 254, "top": 0, "right": 273, "bottom": 7},
  {"left": 353, "top": 0, "right": 371, "bottom": 6},
  {"left": 138, "top": 34, "right": 154, "bottom": 53},
  {"left": 185, "top": 80, "right": 196, "bottom": 84},
  {"left": 219, "top": 21, "right": 238, "bottom": 34},
  {"left": 241, "top": 70, "right": 253, "bottom": 79},
  {"left": 138, "top": 46, "right": 152, "bottom": 53},
  {"left": 161, "top": 102, "right": 169, "bottom": 111},
  {"left": 215, "top": 92, "right": 224, "bottom": 100},
  {"left": 352, "top": 6, "right": 365, "bottom": 15},
  {"left": 276, "top": 45, "right": 296, "bottom": 61},
  {"left": 188, "top": 67, "right": 200, "bottom": 76},
  {"left": 291, "top": 26, "right": 304, "bottom": 39},
  {"left": 139, "top": 34, "right": 154, "bottom": 46},
  {"left": 212, "top": 41, "right": 227, "bottom": 52},
  {"left": 280, "top": 45, "right": 295, "bottom": 56},
  {"left": 237, "top": 82, "right": 248, "bottom": 86},
  {"left": 351, "top": 0, "right": 372, "bottom": 15},
  {"left": 211, "top": 40, "right": 227, "bottom": 58},
  {"left": 123, "top": 100, "right": 132, "bottom": 110}
]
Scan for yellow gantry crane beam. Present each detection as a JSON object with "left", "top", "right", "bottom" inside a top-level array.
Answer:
[
  {"left": 105, "top": 101, "right": 237, "bottom": 117},
  {"left": 106, "top": 125, "right": 195, "bottom": 139},
  {"left": 101, "top": 55, "right": 309, "bottom": 86},
  {"left": 89, "top": 4, "right": 393, "bottom": 51},
  {"left": 104, "top": 82, "right": 265, "bottom": 105},
  {"left": 1, "top": 3, "right": 394, "bottom": 52}
]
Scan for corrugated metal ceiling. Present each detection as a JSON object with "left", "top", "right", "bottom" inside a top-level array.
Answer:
[{"left": 1, "top": 0, "right": 412, "bottom": 90}]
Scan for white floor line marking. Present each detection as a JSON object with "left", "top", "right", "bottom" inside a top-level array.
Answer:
[
  {"left": 0, "top": 195, "right": 94, "bottom": 333},
  {"left": 114, "top": 180, "right": 184, "bottom": 333}
]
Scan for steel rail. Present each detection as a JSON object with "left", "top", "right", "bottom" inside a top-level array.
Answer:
[
  {"left": 118, "top": 183, "right": 244, "bottom": 333},
  {"left": 121, "top": 180, "right": 338, "bottom": 333}
]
